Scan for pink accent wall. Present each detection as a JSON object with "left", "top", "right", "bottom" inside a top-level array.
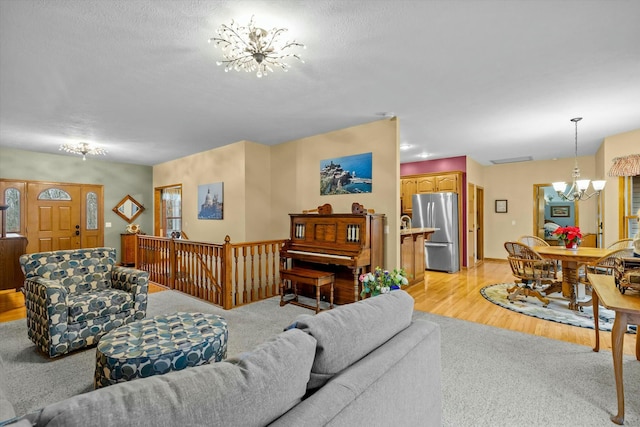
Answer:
[
  {"left": 400, "top": 155, "right": 467, "bottom": 175},
  {"left": 400, "top": 156, "right": 468, "bottom": 268}
]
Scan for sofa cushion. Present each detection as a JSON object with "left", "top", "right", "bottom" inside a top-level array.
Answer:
[
  {"left": 25, "top": 329, "right": 317, "bottom": 427},
  {"left": 270, "top": 319, "right": 442, "bottom": 427},
  {"left": 66, "top": 288, "right": 133, "bottom": 323},
  {"left": 290, "top": 289, "right": 414, "bottom": 389}
]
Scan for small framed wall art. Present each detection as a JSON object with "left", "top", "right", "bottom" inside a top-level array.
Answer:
[
  {"left": 495, "top": 199, "right": 508, "bottom": 213},
  {"left": 550, "top": 205, "right": 570, "bottom": 218},
  {"left": 198, "top": 182, "right": 224, "bottom": 220}
]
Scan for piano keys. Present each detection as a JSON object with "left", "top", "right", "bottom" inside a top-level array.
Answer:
[{"left": 280, "top": 211, "right": 385, "bottom": 305}]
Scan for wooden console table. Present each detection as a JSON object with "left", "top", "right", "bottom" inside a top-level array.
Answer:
[
  {"left": 588, "top": 273, "right": 640, "bottom": 425},
  {"left": 0, "top": 234, "right": 28, "bottom": 290}
]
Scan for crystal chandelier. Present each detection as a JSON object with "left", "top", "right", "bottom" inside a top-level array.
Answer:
[
  {"left": 552, "top": 118, "right": 606, "bottom": 201},
  {"left": 208, "top": 16, "right": 304, "bottom": 78},
  {"left": 59, "top": 142, "right": 107, "bottom": 161}
]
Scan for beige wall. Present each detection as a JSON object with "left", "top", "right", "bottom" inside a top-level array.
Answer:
[
  {"left": 466, "top": 157, "right": 485, "bottom": 188},
  {"left": 483, "top": 155, "right": 599, "bottom": 259},
  {"left": 599, "top": 128, "right": 640, "bottom": 245},
  {"left": 153, "top": 118, "right": 401, "bottom": 268},
  {"left": 153, "top": 141, "right": 253, "bottom": 242}
]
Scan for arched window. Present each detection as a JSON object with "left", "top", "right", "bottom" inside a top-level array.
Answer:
[{"left": 38, "top": 188, "right": 72, "bottom": 200}]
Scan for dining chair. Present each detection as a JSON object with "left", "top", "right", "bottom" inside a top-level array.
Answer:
[
  {"left": 606, "top": 238, "right": 634, "bottom": 251},
  {"left": 517, "top": 235, "right": 562, "bottom": 270},
  {"left": 504, "top": 241, "right": 559, "bottom": 306},
  {"left": 517, "top": 235, "right": 549, "bottom": 247},
  {"left": 578, "top": 247, "right": 633, "bottom": 299}
]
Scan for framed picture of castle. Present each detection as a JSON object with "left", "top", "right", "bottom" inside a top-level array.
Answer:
[
  {"left": 198, "top": 182, "right": 223, "bottom": 220},
  {"left": 320, "top": 152, "right": 372, "bottom": 195}
]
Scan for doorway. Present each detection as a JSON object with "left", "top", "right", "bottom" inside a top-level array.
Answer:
[
  {"left": 533, "top": 183, "right": 579, "bottom": 245},
  {"left": 154, "top": 185, "right": 182, "bottom": 237},
  {"left": 467, "top": 183, "right": 485, "bottom": 267},
  {"left": 0, "top": 179, "right": 104, "bottom": 253}
]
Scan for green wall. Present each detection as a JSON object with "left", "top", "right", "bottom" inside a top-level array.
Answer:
[{"left": 0, "top": 147, "right": 153, "bottom": 263}]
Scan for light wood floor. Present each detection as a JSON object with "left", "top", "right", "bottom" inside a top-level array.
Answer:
[{"left": 1, "top": 261, "right": 636, "bottom": 356}]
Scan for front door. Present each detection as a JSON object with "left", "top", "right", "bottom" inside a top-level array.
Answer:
[
  {"left": 27, "top": 183, "right": 81, "bottom": 252},
  {"left": 25, "top": 182, "right": 103, "bottom": 252}
]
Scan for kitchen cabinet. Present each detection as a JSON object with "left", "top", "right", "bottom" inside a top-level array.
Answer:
[
  {"left": 401, "top": 171, "right": 462, "bottom": 214},
  {"left": 401, "top": 179, "right": 417, "bottom": 213}
]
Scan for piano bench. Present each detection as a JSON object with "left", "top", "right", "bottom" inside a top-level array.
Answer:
[{"left": 280, "top": 267, "right": 335, "bottom": 314}]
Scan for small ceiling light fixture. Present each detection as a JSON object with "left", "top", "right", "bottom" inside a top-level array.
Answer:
[
  {"left": 59, "top": 142, "right": 107, "bottom": 161},
  {"left": 552, "top": 117, "right": 606, "bottom": 201},
  {"left": 209, "top": 16, "right": 305, "bottom": 78}
]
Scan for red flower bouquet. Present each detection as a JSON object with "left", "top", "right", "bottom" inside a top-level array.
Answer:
[{"left": 553, "top": 226, "right": 582, "bottom": 248}]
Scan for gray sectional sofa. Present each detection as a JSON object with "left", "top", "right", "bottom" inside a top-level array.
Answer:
[{"left": 1, "top": 290, "right": 442, "bottom": 427}]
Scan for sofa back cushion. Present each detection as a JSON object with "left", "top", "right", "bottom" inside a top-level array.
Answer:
[
  {"left": 291, "top": 289, "right": 414, "bottom": 389},
  {"left": 27, "top": 329, "right": 317, "bottom": 427},
  {"left": 19, "top": 248, "right": 115, "bottom": 293}
]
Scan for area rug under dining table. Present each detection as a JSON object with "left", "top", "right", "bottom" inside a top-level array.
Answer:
[{"left": 481, "top": 283, "right": 637, "bottom": 334}]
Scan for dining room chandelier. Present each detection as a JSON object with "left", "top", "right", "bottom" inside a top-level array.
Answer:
[
  {"left": 59, "top": 142, "right": 107, "bottom": 161},
  {"left": 551, "top": 117, "right": 606, "bottom": 201},
  {"left": 208, "top": 16, "right": 304, "bottom": 78}
]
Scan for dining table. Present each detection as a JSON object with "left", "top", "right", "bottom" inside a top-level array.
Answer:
[{"left": 533, "top": 245, "right": 613, "bottom": 311}]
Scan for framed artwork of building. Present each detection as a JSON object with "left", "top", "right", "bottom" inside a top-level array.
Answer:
[{"left": 198, "top": 182, "right": 223, "bottom": 220}]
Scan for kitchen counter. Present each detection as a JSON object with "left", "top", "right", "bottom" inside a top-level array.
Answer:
[
  {"left": 400, "top": 228, "right": 436, "bottom": 286},
  {"left": 400, "top": 227, "right": 438, "bottom": 236}
]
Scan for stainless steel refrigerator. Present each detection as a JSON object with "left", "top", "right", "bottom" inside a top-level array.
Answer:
[{"left": 411, "top": 192, "right": 459, "bottom": 273}]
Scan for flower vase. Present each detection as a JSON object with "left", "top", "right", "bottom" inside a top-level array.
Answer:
[{"left": 565, "top": 241, "right": 578, "bottom": 249}]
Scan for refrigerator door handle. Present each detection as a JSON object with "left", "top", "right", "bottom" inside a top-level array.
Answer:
[
  {"left": 429, "top": 202, "right": 434, "bottom": 228},
  {"left": 425, "top": 242, "right": 450, "bottom": 247}
]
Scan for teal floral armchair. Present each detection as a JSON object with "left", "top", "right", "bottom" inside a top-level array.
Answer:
[{"left": 19, "top": 247, "right": 149, "bottom": 358}]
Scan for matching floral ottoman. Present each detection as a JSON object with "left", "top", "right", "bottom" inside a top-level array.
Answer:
[{"left": 94, "top": 312, "right": 228, "bottom": 388}]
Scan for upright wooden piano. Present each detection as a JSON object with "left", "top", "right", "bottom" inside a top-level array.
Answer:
[{"left": 280, "top": 210, "right": 385, "bottom": 305}]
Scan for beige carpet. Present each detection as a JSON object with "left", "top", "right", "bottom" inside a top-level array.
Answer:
[{"left": 1, "top": 290, "right": 639, "bottom": 426}]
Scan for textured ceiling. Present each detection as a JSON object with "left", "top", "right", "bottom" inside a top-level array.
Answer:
[{"left": 1, "top": 0, "right": 639, "bottom": 166}]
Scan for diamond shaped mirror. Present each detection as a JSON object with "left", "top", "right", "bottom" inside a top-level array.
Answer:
[{"left": 113, "top": 194, "right": 145, "bottom": 223}]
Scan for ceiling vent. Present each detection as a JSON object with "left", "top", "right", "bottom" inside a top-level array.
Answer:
[{"left": 490, "top": 156, "right": 533, "bottom": 164}]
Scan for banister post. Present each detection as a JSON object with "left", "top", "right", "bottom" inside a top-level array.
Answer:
[
  {"left": 222, "top": 235, "right": 233, "bottom": 309},
  {"left": 169, "top": 238, "right": 176, "bottom": 290}
]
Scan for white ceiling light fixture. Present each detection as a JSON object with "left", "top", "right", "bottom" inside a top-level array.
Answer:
[
  {"left": 209, "top": 16, "right": 305, "bottom": 78},
  {"left": 552, "top": 117, "right": 606, "bottom": 201},
  {"left": 59, "top": 142, "right": 107, "bottom": 161}
]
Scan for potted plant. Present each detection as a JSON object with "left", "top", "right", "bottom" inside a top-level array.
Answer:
[
  {"left": 359, "top": 266, "right": 409, "bottom": 297},
  {"left": 553, "top": 225, "right": 582, "bottom": 249}
]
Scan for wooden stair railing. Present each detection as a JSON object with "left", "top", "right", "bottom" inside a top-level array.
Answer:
[
  {"left": 136, "top": 235, "right": 286, "bottom": 309},
  {"left": 172, "top": 231, "right": 222, "bottom": 304}
]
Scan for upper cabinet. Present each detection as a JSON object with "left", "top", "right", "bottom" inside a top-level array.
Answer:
[
  {"left": 400, "top": 179, "right": 417, "bottom": 212},
  {"left": 401, "top": 171, "right": 462, "bottom": 214}
]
